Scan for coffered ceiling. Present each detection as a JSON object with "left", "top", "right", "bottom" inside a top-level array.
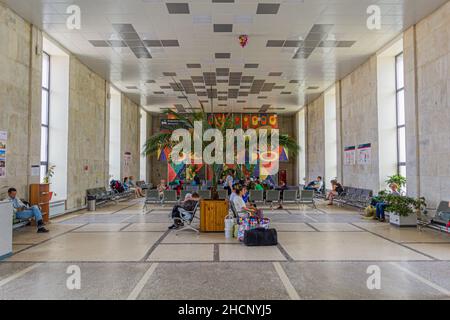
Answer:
[{"left": 2, "top": 0, "right": 447, "bottom": 114}]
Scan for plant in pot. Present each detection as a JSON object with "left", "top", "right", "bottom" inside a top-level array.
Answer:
[
  {"left": 382, "top": 193, "right": 427, "bottom": 227},
  {"left": 43, "top": 165, "right": 56, "bottom": 202}
]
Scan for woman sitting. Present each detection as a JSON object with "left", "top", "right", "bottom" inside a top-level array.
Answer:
[
  {"left": 128, "top": 176, "right": 145, "bottom": 198},
  {"left": 326, "top": 180, "right": 344, "bottom": 206},
  {"left": 168, "top": 193, "right": 200, "bottom": 230},
  {"left": 232, "top": 185, "right": 263, "bottom": 219}
]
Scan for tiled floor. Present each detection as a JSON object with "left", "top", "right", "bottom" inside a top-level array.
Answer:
[{"left": 1, "top": 199, "right": 449, "bottom": 300}]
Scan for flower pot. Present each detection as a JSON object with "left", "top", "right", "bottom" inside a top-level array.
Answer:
[{"left": 389, "top": 212, "right": 417, "bottom": 227}]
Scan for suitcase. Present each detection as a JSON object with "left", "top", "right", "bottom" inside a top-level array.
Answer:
[{"left": 244, "top": 228, "right": 278, "bottom": 246}]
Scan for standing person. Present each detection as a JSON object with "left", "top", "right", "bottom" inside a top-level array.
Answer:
[
  {"left": 223, "top": 170, "right": 235, "bottom": 195},
  {"left": 7, "top": 188, "right": 49, "bottom": 233},
  {"left": 326, "top": 180, "right": 344, "bottom": 206}
]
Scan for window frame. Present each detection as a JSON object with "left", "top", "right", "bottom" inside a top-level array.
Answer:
[
  {"left": 395, "top": 52, "right": 406, "bottom": 175},
  {"left": 41, "top": 51, "right": 51, "bottom": 179}
]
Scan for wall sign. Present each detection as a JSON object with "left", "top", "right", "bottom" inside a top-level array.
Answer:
[
  {"left": 344, "top": 146, "right": 356, "bottom": 166},
  {"left": 0, "top": 131, "right": 7, "bottom": 178},
  {"left": 357, "top": 143, "right": 372, "bottom": 165}
]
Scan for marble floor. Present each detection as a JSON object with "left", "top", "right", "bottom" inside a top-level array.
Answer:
[{"left": 1, "top": 199, "right": 449, "bottom": 300}]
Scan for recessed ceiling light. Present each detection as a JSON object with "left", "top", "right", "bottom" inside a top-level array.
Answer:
[
  {"left": 213, "top": 24, "right": 233, "bottom": 32},
  {"left": 166, "top": 3, "right": 190, "bottom": 14},
  {"left": 256, "top": 3, "right": 280, "bottom": 14}
]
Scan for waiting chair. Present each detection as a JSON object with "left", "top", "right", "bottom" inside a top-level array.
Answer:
[
  {"left": 282, "top": 190, "right": 298, "bottom": 205},
  {"left": 179, "top": 190, "right": 190, "bottom": 202},
  {"left": 185, "top": 185, "right": 199, "bottom": 192},
  {"left": 174, "top": 201, "right": 200, "bottom": 234},
  {"left": 265, "top": 190, "right": 281, "bottom": 209},
  {"left": 299, "top": 190, "right": 316, "bottom": 209},
  {"left": 143, "top": 189, "right": 161, "bottom": 212},
  {"left": 249, "top": 190, "right": 264, "bottom": 204},
  {"left": 217, "top": 189, "right": 228, "bottom": 200},
  {"left": 162, "top": 190, "right": 177, "bottom": 205},
  {"left": 198, "top": 190, "right": 211, "bottom": 200}
]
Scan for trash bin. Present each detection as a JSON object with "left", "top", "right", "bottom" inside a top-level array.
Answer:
[{"left": 87, "top": 196, "right": 96, "bottom": 211}]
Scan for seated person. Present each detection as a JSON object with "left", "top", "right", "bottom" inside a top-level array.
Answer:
[
  {"left": 123, "top": 177, "right": 130, "bottom": 191},
  {"left": 157, "top": 179, "right": 169, "bottom": 198},
  {"left": 304, "top": 176, "right": 323, "bottom": 192},
  {"left": 7, "top": 188, "right": 49, "bottom": 233},
  {"left": 168, "top": 193, "right": 200, "bottom": 229},
  {"left": 326, "top": 180, "right": 344, "bottom": 206},
  {"left": 375, "top": 183, "right": 401, "bottom": 222},
  {"left": 232, "top": 186, "right": 263, "bottom": 219},
  {"left": 254, "top": 180, "right": 264, "bottom": 191},
  {"left": 128, "top": 176, "right": 145, "bottom": 198},
  {"left": 229, "top": 184, "right": 239, "bottom": 204},
  {"left": 276, "top": 181, "right": 289, "bottom": 210}
]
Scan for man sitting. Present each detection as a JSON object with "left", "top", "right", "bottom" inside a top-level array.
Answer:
[
  {"left": 304, "top": 176, "right": 323, "bottom": 192},
  {"left": 168, "top": 192, "right": 200, "bottom": 230},
  {"left": 7, "top": 188, "right": 49, "bottom": 233}
]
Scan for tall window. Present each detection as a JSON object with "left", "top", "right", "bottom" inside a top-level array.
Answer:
[
  {"left": 395, "top": 53, "right": 406, "bottom": 178},
  {"left": 40, "top": 52, "right": 50, "bottom": 180}
]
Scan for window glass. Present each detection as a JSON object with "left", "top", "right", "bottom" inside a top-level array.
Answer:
[
  {"left": 41, "top": 90, "right": 49, "bottom": 126},
  {"left": 396, "top": 53, "right": 404, "bottom": 89},
  {"left": 40, "top": 128, "right": 48, "bottom": 163},
  {"left": 398, "top": 127, "right": 406, "bottom": 163},
  {"left": 42, "top": 53, "right": 50, "bottom": 90},
  {"left": 396, "top": 90, "right": 405, "bottom": 126}
]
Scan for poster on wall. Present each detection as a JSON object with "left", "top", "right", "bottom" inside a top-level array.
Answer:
[
  {"left": 0, "top": 131, "right": 7, "bottom": 178},
  {"left": 344, "top": 146, "right": 356, "bottom": 166},
  {"left": 357, "top": 143, "right": 372, "bottom": 165}
]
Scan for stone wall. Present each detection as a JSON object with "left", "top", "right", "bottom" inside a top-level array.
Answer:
[
  {"left": 306, "top": 94, "right": 325, "bottom": 182},
  {"left": 339, "top": 56, "right": 380, "bottom": 192},
  {"left": 0, "top": 3, "right": 41, "bottom": 199},
  {"left": 121, "top": 94, "right": 140, "bottom": 180},
  {"left": 66, "top": 57, "right": 108, "bottom": 209},
  {"left": 404, "top": 2, "right": 450, "bottom": 207}
]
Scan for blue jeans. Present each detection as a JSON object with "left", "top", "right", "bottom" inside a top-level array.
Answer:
[
  {"left": 376, "top": 202, "right": 387, "bottom": 219},
  {"left": 16, "top": 206, "right": 43, "bottom": 224}
]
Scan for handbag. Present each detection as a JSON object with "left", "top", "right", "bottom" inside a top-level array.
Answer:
[{"left": 244, "top": 228, "right": 278, "bottom": 246}]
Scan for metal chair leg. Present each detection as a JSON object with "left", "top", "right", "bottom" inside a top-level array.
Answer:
[{"left": 175, "top": 224, "right": 199, "bottom": 235}]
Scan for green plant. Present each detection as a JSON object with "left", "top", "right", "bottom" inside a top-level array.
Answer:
[
  {"left": 380, "top": 193, "right": 427, "bottom": 217},
  {"left": 43, "top": 165, "right": 56, "bottom": 184},
  {"left": 385, "top": 174, "right": 407, "bottom": 189}
]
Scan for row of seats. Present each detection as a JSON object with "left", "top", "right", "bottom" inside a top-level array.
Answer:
[
  {"left": 86, "top": 187, "right": 134, "bottom": 206},
  {"left": 333, "top": 187, "right": 373, "bottom": 209},
  {"left": 249, "top": 189, "right": 316, "bottom": 208},
  {"left": 143, "top": 188, "right": 317, "bottom": 211}
]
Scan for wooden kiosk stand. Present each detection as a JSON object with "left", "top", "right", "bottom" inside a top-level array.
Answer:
[{"left": 200, "top": 199, "right": 229, "bottom": 232}]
